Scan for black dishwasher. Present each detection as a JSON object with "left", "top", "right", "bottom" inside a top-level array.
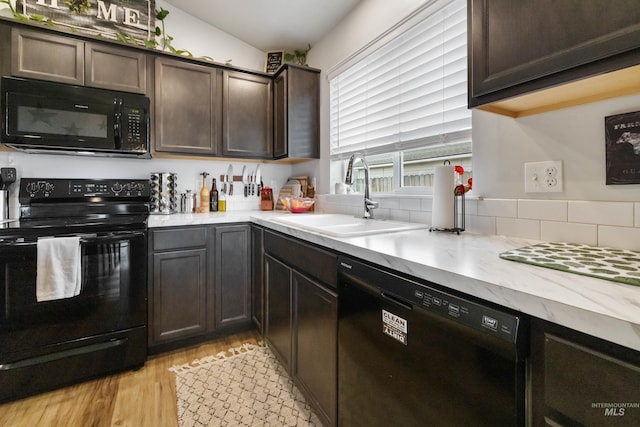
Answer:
[{"left": 338, "top": 256, "right": 528, "bottom": 426}]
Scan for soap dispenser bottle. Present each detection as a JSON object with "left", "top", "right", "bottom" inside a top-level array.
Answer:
[{"left": 200, "top": 172, "right": 210, "bottom": 213}]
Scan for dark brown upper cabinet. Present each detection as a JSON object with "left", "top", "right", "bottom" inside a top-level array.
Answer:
[
  {"left": 85, "top": 43, "right": 148, "bottom": 94},
  {"left": 2, "top": 22, "right": 322, "bottom": 161},
  {"left": 222, "top": 71, "right": 273, "bottom": 158},
  {"left": 468, "top": 0, "right": 640, "bottom": 117},
  {"left": 154, "top": 57, "right": 221, "bottom": 156},
  {"left": 8, "top": 26, "right": 148, "bottom": 94},
  {"left": 273, "top": 65, "right": 320, "bottom": 160}
]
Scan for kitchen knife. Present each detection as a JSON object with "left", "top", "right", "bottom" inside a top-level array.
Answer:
[
  {"left": 255, "top": 165, "right": 261, "bottom": 195},
  {"left": 226, "top": 164, "right": 233, "bottom": 196},
  {"left": 241, "top": 165, "right": 248, "bottom": 197}
]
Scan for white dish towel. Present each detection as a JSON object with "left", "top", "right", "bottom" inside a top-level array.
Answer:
[{"left": 36, "top": 236, "right": 82, "bottom": 302}]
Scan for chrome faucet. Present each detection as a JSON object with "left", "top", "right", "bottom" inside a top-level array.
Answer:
[{"left": 345, "top": 154, "right": 379, "bottom": 218}]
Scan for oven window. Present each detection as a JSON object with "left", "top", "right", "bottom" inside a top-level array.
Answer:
[{"left": 0, "top": 236, "right": 137, "bottom": 324}]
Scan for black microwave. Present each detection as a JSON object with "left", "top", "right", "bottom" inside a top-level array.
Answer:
[{"left": 1, "top": 76, "right": 150, "bottom": 158}]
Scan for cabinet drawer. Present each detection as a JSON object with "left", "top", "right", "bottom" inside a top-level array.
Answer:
[
  {"left": 264, "top": 230, "right": 337, "bottom": 288},
  {"left": 152, "top": 227, "right": 208, "bottom": 251}
]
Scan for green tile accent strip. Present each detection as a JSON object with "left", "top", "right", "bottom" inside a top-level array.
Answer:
[{"left": 499, "top": 242, "right": 640, "bottom": 287}]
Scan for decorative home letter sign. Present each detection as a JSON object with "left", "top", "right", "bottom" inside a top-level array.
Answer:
[
  {"left": 9, "top": 0, "right": 155, "bottom": 43},
  {"left": 605, "top": 110, "right": 640, "bottom": 185}
]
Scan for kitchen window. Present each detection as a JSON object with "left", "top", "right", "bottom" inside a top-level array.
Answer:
[{"left": 329, "top": 0, "right": 470, "bottom": 194}]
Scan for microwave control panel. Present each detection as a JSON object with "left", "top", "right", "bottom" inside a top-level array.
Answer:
[{"left": 124, "top": 107, "right": 145, "bottom": 144}]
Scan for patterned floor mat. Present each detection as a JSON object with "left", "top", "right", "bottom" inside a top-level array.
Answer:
[
  {"left": 169, "top": 343, "right": 321, "bottom": 427},
  {"left": 499, "top": 241, "right": 640, "bottom": 287}
]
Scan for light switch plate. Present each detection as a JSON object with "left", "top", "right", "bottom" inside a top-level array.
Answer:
[{"left": 524, "top": 161, "right": 563, "bottom": 193}]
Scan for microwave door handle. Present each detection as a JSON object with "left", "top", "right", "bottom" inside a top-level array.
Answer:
[{"left": 113, "top": 98, "right": 123, "bottom": 149}]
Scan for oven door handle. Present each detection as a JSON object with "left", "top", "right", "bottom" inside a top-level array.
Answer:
[
  {"left": 76, "top": 231, "right": 146, "bottom": 243},
  {"left": 0, "top": 231, "right": 146, "bottom": 247}
]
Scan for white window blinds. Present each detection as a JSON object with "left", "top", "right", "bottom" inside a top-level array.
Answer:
[{"left": 329, "top": 0, "right": 470, "bottom": 159}]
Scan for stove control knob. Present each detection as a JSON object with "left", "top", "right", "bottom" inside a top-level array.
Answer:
[
  {"left": 26, "top": 181, "right": 39, "bottom": 194},
  {"left": 43, "top": 182, "right": 55, "bottom": 194},
  {"left": 111, "top": 182, "right": 123, "bottom": 194}
]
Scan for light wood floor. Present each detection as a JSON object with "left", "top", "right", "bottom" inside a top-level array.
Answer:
[{"left": 0, "top": 330, "right": 262, "bottom": 427}]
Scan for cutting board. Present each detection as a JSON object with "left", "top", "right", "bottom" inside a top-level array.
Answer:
[{"left": 499, "top": 242, "right": 640, "bottom": 287}]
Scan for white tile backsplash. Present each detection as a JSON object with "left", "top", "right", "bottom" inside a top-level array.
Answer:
[
  {"left": 518, "top": 200, "right": 567, "bottom": 221},
  {"left": 465, "top": 214, "right": 496, "bottom": 235},
  {"left": 568, "top": 201, "right": 634, "bottom": 227},
  {"left": 421, "top": 197, "right": 433, "bottom": 212},
  {"left": 410, "top": 210, "right": 431, "bottom": 224},
  {"left": 317, "top": 195, "right": 639, "bottom": 250},
  {"left": 397, "top": 197, "right": 423, "bottom": 211},
  {"left": 540, "top": 221, "right": 598, "bottom": 246},
  {"left": 477, "top": 198, "right": 517, "bottom": 218},
  {"left": 389, "top": 209, "right": 412, "bottom": 222},
  {"left": 496, "top": 217, "right": 540, "bottom": 240},
  {"left": 598, "top": 226, "right": 640, "bottom": 251}
]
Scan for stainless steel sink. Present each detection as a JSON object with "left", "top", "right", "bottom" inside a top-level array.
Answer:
[{"left": 271, "top": 214, "right": 427, "bottom": 237}]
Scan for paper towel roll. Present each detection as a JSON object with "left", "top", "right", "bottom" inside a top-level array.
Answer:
[{"left": 431, "top": 165, "right": 455, "bottom": 229}]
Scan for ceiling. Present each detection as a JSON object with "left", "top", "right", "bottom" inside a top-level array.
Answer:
[{"left": 163, "top": 0, "right": 362, "bottom": 52}]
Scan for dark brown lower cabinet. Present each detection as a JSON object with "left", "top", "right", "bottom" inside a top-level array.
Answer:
[
  {"left": 215, "top": 225, "right": 251, "bottom": 328},
  {"left": 264, "top": 253, "right": 292, "bottom": 368},
  {"left": 531, "top": 318, "right": 640, "bottom": 426},
  {"left": 293, "top": 271, "right": 338, "bottom": 427},
  {"left": 149, "top": 224, "right": 251, "bottom": 349},
  {"left": 152, "top": 248, "right": 208, "bottom": 344},
  {"left": 264, "top": 230, "right": 338, "bottom": 427},
  {"left": 251, "top": 225, "right": 265, "bottom": 334}
]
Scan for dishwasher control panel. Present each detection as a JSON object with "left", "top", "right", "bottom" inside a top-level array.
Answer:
[
  {"left": 411, "top": 286, "right": 520, "bottom": 343},
  {"left": 338, "top": 256, "right": 523, "bottom": 344}
]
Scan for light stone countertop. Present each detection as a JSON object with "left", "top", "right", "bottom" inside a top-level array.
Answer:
[{"left": 149, "top": 211, "right": 640, "bottom": 352}]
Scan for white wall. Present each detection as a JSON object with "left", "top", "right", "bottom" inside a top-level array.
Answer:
[
  {"left": 154, "top": 0, "right": 265, "bottom": 71},
  {"left": 473, "top": 94, "right": 640, "bottom": 201}
]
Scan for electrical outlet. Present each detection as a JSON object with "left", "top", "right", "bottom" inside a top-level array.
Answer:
[
  {"left": 524, "top": 161, "right": 563, "bottom": 193},
  {"left": 0, "top": 168, "right": 16, "bottom": 186}
]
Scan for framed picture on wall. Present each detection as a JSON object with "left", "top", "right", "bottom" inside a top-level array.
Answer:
[
  {"left": 265, "top": 50, "right": 284, "bottom": 74},
  {"left": 605, "top": 110, "right": 640, "bottom": 185}
]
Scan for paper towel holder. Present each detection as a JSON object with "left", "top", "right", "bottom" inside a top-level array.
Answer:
[
  {"left": 429, "top": 192, "right": 465, "bottom": 235},
  {"left": 429, "top": 160, "right": 465, "bottom": 235}
]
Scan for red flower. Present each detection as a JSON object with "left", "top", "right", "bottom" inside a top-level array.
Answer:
[{"left": 455, "top": 165, "right": 464, "bottom": 175}]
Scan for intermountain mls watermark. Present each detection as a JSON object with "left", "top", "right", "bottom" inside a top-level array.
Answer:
[{"left": 592, "top": 402, "right": 640, "bottom": 417}]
